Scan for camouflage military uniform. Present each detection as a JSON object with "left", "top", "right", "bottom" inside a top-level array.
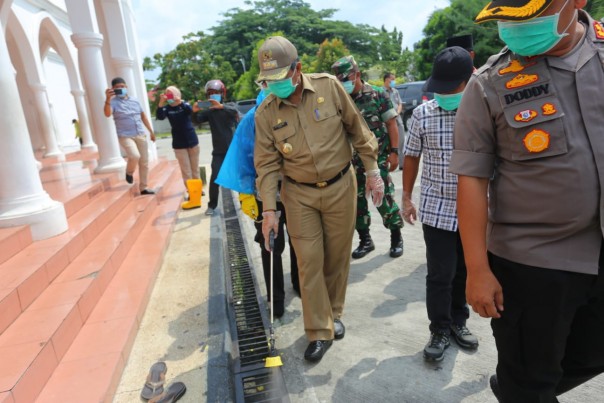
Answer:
[{"left": 351, "top": 82, "right": 403, "bottom": 231}]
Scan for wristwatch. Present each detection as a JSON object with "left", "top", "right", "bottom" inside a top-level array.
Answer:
[{"left": 390, "top": 148, "right": 399, "bottom": 155}]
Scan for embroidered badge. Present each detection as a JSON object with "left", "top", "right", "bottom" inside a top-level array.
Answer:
[
  {"left": 514, "top": 109, "right": 538, "bottom": 123},
  {"left": 261, "top": 50, "right": 277, "bottom": 70},
  {"left": 282, "top": 143, "right": 293, "bottom": 154},
  {"left": 542, "top": 103, "right": 557, "bottom": 116},
  {"left": 498, "top": 59, "right": 535, "bottom": 75},
  {"left": 317, "top": 97, "right": 325, "bottom": 104},
  {"left": 506, "top": 74, "right": 539, "bottom": 89},
  {"left": 523, "top": 129, "right": 550, "bottom": 153},
  {"left": 594, "top": 21, "right": 604, "bottom": 40}
]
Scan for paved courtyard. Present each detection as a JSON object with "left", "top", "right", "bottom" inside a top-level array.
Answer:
[{"left": 114, "top": 132, "right": 604, "bottom": 403}]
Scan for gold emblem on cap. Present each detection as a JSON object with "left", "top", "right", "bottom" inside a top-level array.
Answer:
[
  {"left": 317, "top": 97, "right": 325, "bottom": 104},
  {"left": 476, "top": 0, "right": 550, "bottom": 24},
  {"left": 282, "top": 143, "right": 293, "bottom": 154}
]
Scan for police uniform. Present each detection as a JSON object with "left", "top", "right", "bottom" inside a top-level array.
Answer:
[
  {"left": 450, "top": 9, "right": 604, "bottom": 401},
  {"left": 255, "top": 72, "right": 378, "bottom": 341}
]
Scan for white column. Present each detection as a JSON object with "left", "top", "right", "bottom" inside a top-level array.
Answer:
[
  {"left": 71, "top": 32, "right": 125, "bottom": 173},
  {"left": 0, "top": 28, "right": 67, "bottom": 240},
  {"left": 71, "top": 89, "right": 97, "bottom": 150},
  {"left": 112, "top": 57, "right": 137, "bottom": 97},
  {"left": 30, "top": 83, "right": 64, "bottom": 159}
]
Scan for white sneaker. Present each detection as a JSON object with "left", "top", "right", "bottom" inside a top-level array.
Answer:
[{"left": 204, "top": 207, "right": 214, "bottom": 216}]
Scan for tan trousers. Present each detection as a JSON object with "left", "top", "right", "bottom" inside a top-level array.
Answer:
[
  {"left": 281, "top": 167, "right": 357, "bottom": 341},
  {"left": 174, "top": 145, "right": 200, "bottom": 187},
  {"left": 119, "top": 135, "right": 149, "bottom": 191}
]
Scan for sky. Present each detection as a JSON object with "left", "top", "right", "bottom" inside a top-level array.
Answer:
[{"left": 130, "top": 0, "right": 450, "bottom": 80}]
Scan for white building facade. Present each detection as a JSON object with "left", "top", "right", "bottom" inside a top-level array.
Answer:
[{"left": 0, "top": 0, "right": 154, "bottom": 240}]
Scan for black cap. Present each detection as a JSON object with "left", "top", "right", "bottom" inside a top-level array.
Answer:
[
  {"left": 446, "top": 34, "right": 474, "bottom": 51},
  {"left": 423, "top": 47, "right": 473, "bottom": 94}
]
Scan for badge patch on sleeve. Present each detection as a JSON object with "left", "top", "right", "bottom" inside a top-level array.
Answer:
[
  {"left": 541, "top": 103, "right": 557, "bottom": 116},
  {"left": 594, "top": 21, "right": 604, "bottom": 40},
  {"left": 523, "top": 129, "right": 550, "bottom": 153},
  {"left": 506, "top": 74, "right": 539, "bottom": 89},
  {"left": 514, "top": 109, "right": 538, "bottom": 123}
]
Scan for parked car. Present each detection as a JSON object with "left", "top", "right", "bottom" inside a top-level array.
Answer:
[
  {"left": 235, "top": 99, "right": 257, "bottom": 116},
  {"left": 395, "top": 81, "right": 434, "bottom": 131}
]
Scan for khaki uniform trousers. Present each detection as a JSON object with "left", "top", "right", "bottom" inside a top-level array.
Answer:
[
  {"left": 119, "top": 134, "right": 149, "bottom": 192},
  {"left": 174, "top": 145, "right": 200, "bottom": 187},
  {"left": 281, "top": 167, "right": 357, "bottom": 341}
]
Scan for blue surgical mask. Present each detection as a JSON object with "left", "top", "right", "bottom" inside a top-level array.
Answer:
[
  {"left": 267, "top": 77, "right": 297, "bottom": 99},
  {"left": 435, "top": 92, "right": 464, "bottom": 111},
  {"left": 209, "top": 94, "right": 222, "bottom": 103},
  {"left": 166, "top": 99, "right": 175, "bottom": 105},
  {"left": 390, "top": 80, "right": 396, "bottom": 87},
  {"left": 342, "top": 80, "right": 355, "bottom": 94},
  {"left": 497, "top": 0, "right": 574, "bottom": 56}
]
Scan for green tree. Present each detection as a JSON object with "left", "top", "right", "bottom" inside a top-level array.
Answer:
[
  {"left": 414, "top": 0, "right": 502, "bottom": 79},
  {"left": 309, "top": 38, "right": 350, "bottom": 73},
  {"left": 585, "top": 0, "right": 604, "bottom": 19}
]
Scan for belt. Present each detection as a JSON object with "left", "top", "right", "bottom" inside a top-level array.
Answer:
[{"left": 286, "top": 163, "right": 350, "bottom": 188}]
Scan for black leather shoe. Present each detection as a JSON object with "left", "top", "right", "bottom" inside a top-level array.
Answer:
[
  {"left": 490, "top": 375, "right": 502, "bottom": 402},
  {"left": 126, "top": 173, "right": 133, "bottom": 184},
  {"left": 389, "top": 239, "right": 404, "bottom": 258},
  {"left": 334, "top": 319, "right": 345, "bottom": 340},
  {"left": 304, "top": 340, "right": 332, "bottom": 362},
  {"left": 352, "top": 238, "right": 375, "bottom": 259},
  {"left": 141, "top": 189, "right": 155, "bottom": 195}
]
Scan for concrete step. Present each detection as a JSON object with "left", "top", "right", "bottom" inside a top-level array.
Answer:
[{"left": 0, "top": 159, "right": 180, "bottom": 403}]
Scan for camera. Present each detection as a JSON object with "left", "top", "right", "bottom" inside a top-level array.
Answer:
[
  {"left": 113, "top": 88, "right": 124, "bottom": 96},
  {"left": 197, "top": 101, "right": 212, "bottom": 109},
  {"left": 165, "top": 92, "right": 174, "bottom": 100}
]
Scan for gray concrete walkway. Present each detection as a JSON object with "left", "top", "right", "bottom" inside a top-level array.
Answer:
[{"left": 114, "top": 133, "right": 604, "bottom": 402}]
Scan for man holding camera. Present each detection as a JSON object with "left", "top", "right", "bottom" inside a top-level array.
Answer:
[
  {"left": 193, "top": 80, "right": 239, "bottom": 216},
  {"left": 104, "top": 77, "right": 156, "bottom": 195}
]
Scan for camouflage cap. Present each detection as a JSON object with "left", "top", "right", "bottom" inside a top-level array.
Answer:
[
  {"left": 257, "top": 36, "right": 298, "bottom": 82},
  {"left": 475, "top": 0, "right": 554, "bottom": 24},
  {"left": 331, "top": 56, "right": 359, "bottom": 81}
]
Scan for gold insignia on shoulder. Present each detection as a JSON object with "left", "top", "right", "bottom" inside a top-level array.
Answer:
[
  {"left": 282, "top": 143, "right": 293, "bottom": 154},
  {"left": 523, "top": 129, "right": 550, "bottom": 153},
  {"left": 317, "top": 97, "right": 325, "bottom": 104},
  {"left": 542, "top": 103, "right": 557, "bottom": 116},
  {"left": 514, "top": 109, "right": 538, "bottom": 123},
  {"left": 506, "top": 74, "right": 539, "bottom": 89},
  {"left": 499, "top": 60, "right": 536, "bottom": 75},
  {"left": 277, "top": 119, "right": 282, "bottom": 124},
  {"left": 594, "top": 21, "right": 604, "bottom": 40}
]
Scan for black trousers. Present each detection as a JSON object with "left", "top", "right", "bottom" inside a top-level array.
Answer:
[
  {"left": 489, "top": 245, "right": 604, "bottom": 403},
  {"left": 208, "top": 154, "right": 225, "bottom": 209},
  {"left": 422, "top": 224, "right": 469, "bottom": 333},
  {"left": 254, "top": 199, "right": 299, "bottom": 303}
]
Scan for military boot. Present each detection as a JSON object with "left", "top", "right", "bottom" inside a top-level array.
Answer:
[
  {"left": 390, "top": 228, "right": 404, "bottom": 258},
  {"left": 352, "top": 229, "right": 375, "bottom": 259}
]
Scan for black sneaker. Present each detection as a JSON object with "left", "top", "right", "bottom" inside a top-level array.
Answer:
[
  {"left": 450, "top": 324, "right": 479, "bottom": 349},
  {"left": 126, "top": 173, "right": 133, "bottom": 184},
  {"left": 141, "top": 189, "right": 155, "bottom": 195},
  {"left": 423, "top": 331, "right": 450, "bottom": 361}
]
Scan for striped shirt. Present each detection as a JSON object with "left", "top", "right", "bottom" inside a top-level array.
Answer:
[{"left": 404, "top": 99, "right": 458, "bottom": 232}]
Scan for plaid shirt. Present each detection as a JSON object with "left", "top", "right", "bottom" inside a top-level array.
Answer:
[{"left": 404, "top": 100, "right": 458, "bottom": 232}]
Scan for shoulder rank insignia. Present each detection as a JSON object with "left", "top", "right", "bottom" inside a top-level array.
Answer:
[
  {"left": 523, "top": 129, "right": 550, "bottom": 153},
  {"left": 499, "top": 60, "right": 529, "bottom": 75},
  {"left": 514, "top": 109, "right": 538, "bottom": 123},
  {"left": 541, "top": 103, "right": 557, "bottom": 116},
  {"left": 594, "top": 21, "right": 604, "bottom": 40},
  {"left": 506, "top": 73, "right": 539, "bottom": 89}
]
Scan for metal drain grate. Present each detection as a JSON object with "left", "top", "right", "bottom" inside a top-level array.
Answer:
[{"left": 221, "top": 190, "right": 290, "bottom": 402}]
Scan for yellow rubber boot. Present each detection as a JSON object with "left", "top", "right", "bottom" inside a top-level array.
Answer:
[{"left": 181, "top": 179, "right": 202, "bottom": 209}]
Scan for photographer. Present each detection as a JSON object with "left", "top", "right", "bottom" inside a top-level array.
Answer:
[{"left": 104, "top": 77, "right": 156, "bottom": 195}]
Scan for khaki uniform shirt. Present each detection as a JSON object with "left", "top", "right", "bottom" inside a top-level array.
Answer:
[
  {"left": 450, "top": 11, "right": 604, "bottom": 275},
  {"left": 255, "top": 73, "right": 378, "bottom": 211}
]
